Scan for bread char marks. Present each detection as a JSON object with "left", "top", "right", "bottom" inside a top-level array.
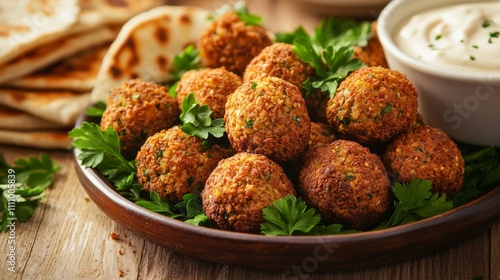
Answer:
[{"left": 109, "top": 15, "right": 174, "bottom": 79}]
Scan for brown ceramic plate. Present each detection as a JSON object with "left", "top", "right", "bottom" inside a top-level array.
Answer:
[{"left": 73, "top": 112, "right": 500, "bottom": 271}]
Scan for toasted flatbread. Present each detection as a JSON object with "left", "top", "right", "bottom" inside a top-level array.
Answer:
[
  {"left": 0, "top": 27, "right": 117, "bottom": 84},
  {"left": 0, "top": 0, "right": 80, "bottom": 65},
  {"left": 91, "top": 5, "right": 210, "bottom": 101},
  {"left": 0, "top": 89, "right": 90, "bottom": 126},
  {"left": 0, "top": 129, "right": 72, "bottom": 150},
  {"left": 0, "top": 105, "right": 68, "bottom": 131},
  {"left": 4, "top": 43, "right": 110, "bottom": 91}
]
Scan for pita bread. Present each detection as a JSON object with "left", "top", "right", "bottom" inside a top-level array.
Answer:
[
  {"left": 0, "top": 0, "right": 80, "bottom": 65},
  {"left": 91, "top": 5, "right": 210, "bottom": 101},
  {"left": 0, "top": 27, "right": 117, "bottom": 84},
  {"left": 0, "top": 105, "right": 68, "bottom": 131},
  {"left": 0, "top": 129, "right": 72, "bottom": 150},
  {"left": 4, "top": 43, "right": 109, "bottom": 91},
  {"left": 0, "top": 89, "right": 90, "bottom": 126}
]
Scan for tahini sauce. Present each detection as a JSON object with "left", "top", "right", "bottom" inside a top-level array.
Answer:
[{"left": 396, "top": 2, "right": 500, "bottom": 74}]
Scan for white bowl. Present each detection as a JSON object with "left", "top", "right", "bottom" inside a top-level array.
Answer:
[{"left": 377, "top": 0, "right": 500, "bottom": 147}]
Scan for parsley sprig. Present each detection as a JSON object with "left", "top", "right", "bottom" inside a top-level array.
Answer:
[
  {"left": 180, "top": 93, "right": 226, "bottom": 147},
  {"left": 168, "top": 45, "right": 202, "bottom": 97},
  {"left": 376, "top": 179, "right": 453, "bottom": 229},
  {"left": 261, "top": 195, "right": 354, "bottom": 236},
  {"left": 0, "top": 153, "right": 61, "bottom": 231},
  {"left": 277, "top": 17, "right": 371, "bottom": 98}
]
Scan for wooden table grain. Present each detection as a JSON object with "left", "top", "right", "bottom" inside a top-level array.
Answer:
[{"left": 1, "top": 0, "right": 499, "bottom": 279}]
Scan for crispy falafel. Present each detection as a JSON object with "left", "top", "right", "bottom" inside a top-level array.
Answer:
[
  {"left": 326, "top": 66, "right": 418, "bottom": 144},
  {"left": 100, "top": 79, "right": 179, "bottom": 159},
  {"left": 202, "top": 152, "right": 296, "bottom": 233},
  {"left": 382, "top": 124, "right": 465, "bottom": 196},
  {"left": 198, "top": 11, "right": 273, "bottom": 75},
  {"left": 299, "top": 139, "right": 392, "bottom": 230},
  {"left": 136, "top": 126, "right": 233, "bottom": 203},
  {"left": 175, "top": 67, "right": 242, "bottom": 119},
  {"left": 243, "top": 42, "right": 315, "bottom": 95},
  {"left": 225, "top": 76, "right": 311, "bottom": 163}
]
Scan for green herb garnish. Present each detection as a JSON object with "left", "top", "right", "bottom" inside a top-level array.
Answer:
[
  {"left": 85, "top": 101, "right": 106, "bottom": 117},
  {"left": 69, "top": 122, "right": 140, "bottom": 200},
  {"left": 0, "top": 153, "right": 61, "bottom": 231},
  {"left": 179, "top": 93, "right": 226, "bottom": 143},
  {"left": 277, "top": 17, "right": 370, "bottom": 98},
  {"left": 488, "top": 31, "right": 499, "bottom": 44},
  {"left": 376, "top": 179, "right": 453, "bottom": 229},
  {"left": 168, "top": 45, "right": 202, "bottom": 97},
  {"left": 482, "top": 19, "right": 491, "bottom": 28}
]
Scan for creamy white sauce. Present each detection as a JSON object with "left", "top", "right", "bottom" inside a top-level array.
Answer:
[{"left": 396, "top": 2, "right": 500, "bottom": 74}]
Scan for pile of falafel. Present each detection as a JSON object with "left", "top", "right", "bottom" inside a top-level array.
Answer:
[{"left": 99, "top": 10, "right": 465, "bottom": 234}]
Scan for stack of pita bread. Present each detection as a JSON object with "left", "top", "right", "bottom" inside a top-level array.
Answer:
[{"left": 0, "top": 0, "right": 167, "bottom": 149}]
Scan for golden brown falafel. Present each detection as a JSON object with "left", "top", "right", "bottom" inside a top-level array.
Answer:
[
  {"left": 382, "top": 124, "right": 465, "bottom": 196},
  {"left": 299, "top": 139, "right": 392, "bottom": 230},
  {"left": 101, "top": 79, "right": 179, "bottom": 159},
  {"left": 136, "top": 126, "right": 233, "bottom": 203},
  {"left": 198, "top": 11, "right": 273, "bottom": 76},
  {"left": 243, "top": 42, "right": 315, "bottom": 95},
  {"left": 202, "top": 152, "right": 296, "bottom": 233},
  {"left": 175, "top": 67, "right": 242, "bottom": 119},
  {"left": 225, "top": 76, "right": 311, "bottom": 163},
  {"left": 326, "top": 66, "right": 418, "bottom": 144}
]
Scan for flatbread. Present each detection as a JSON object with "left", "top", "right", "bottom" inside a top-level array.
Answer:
[
  {"left": 91, "top": 5, "right": 210, "bottom": 101},
  {"left": 4, "top": 43, "right": 110, "bottom": 91},
  {"left": 0, "top": 129, "right": 72, "bottom": 150},
  {"left": 0, "top": 27, "right": 117, "bottom": 84},
  {"left": 0, "top": 89, "right": 90, "bottom": 126},
  {"left": 0, "top": 0, "right": 80, "bottom": 65},
  {"left": 0, "top": 105, "right": 68, "bottom": 131}
]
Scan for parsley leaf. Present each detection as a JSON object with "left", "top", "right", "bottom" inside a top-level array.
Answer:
[
  {"left": 277, "top": 17, "right": 371, "bottom": 98},
  {"left": 261, "top": 194, "right": 321, "bottom": 236},
  {"left": 0, "top": 153, "right": 61, "bottom": 231},
  {"left": 179, "top": 93, "right": 226, "bottom": 143},
  {"left": 168, "top": 44, "right": 202, "bottom": 97},
  {"left": 85, "top": 101, "right": 106, "bottom": 117},
  {"left": 376, "top": 179, "right": 453, "bottom": 229},
  {"left": 69, "top": 122, "right": 138, "bottom": 199},
  {"left": 453, "top": 144, "right": 500, "bottom": 206}
]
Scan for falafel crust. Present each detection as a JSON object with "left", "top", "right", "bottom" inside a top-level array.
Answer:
[
  {"left": 299, "top": 140, "right": 392, "bottom": 230},
  {"left": 202, "top": 152, "right": 296, "bottom": 233},
  {"left": 225, "top": 76, "right": 311, "bottom": 163},
  {"left": 136, "top": 126, "right": 233, "bottom": 203},
  {"left": 243, "top": 42, "right": 315, "bottom": 95},
  {"left": 326, "top": 66, "right": 418, "bottom": 144},
  {"left": 176, "top": 67, "right": 242, "bottom": 119},
  {"left": 198, "top": 11, "right": 273, "bottom": 75},
  {"left": 101, "top": 79, "right": 179, "bottom": 159},
  {"left": 382, "top": 124, "right": 465, "bottom": 196}
]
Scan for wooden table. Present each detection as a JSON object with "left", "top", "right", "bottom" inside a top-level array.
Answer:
[{"left": 1, "top": 0, "right": 499, "bottom": 279}]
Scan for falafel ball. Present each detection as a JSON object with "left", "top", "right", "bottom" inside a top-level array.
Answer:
[
  {"left": 298, "top": 140, "right": 392, "bottom": 230},
  {"left": 198, "top": 11, "right": 273, "bottom": 75},
  {"left": 176, "top": 67, "right": 242, "bottom": 119},
  {"left": 326, "top": 66, "right": 418, "bottom": 144},
  {"left": 101, "top": 79, "right": 179, "bottom": 159},
  {"left": 243, "top": 42, "right": 315, "bottom": 95},
  {"left": 136, "top": 126, "right": 233, "bottom": 203},
  {"left": 202, "top": 152, "right": 296, "bottom": 233},
  {"left": 225, "top": 76, "right": 311, "bottom": 163},
  {"left": 382, "top": 124, "right": 464, "bottom": 196}
]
